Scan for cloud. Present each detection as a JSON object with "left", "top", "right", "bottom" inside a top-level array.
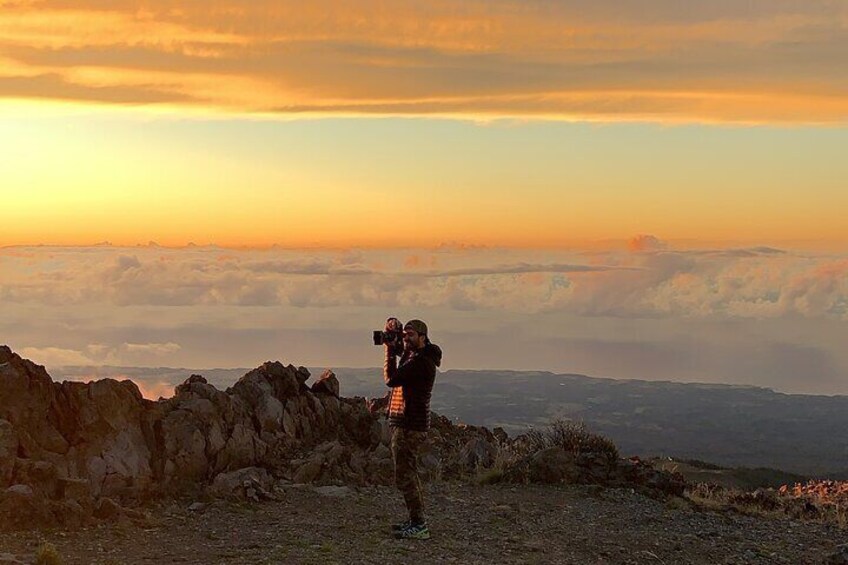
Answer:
[
  {"left": 628, "top": 234, "right": 667, "bottom": 252},
  {"left": 1, "top": 244, "right": 847, "bottom": 322},
  {"left": 18, "top": 346, "right": 96, "bottom": 366},
  {"left": 16, "top": 342, "right": 183, "bottom": 369},
  {"left": 123, "top": 342, "right": 181, "bottom": 355},
  {"left": 0, "top": 1, "right": 846, "bottom": 122}
]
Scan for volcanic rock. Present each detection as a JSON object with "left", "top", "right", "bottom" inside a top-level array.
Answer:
[
  {"left": 311, "top": 369, "right": 340, "bottom": 397},
  {"left": 0, "top": 343, "right": 690, "bottom": 531}
]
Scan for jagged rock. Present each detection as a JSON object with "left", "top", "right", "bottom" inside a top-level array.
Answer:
[
  {"left": 174, "top": 374, "right": 208, "bottom": 395},
  {"left": 2, "top": 344, "right": 696, "bottom": 531},
  {"left": 311, "top": 369, "right": 340, "bottom": 397},
  {"left": 0, "top": 420, "right": 17, "bottom": 488},
  {"left": 366, "top": 393, "right": 389, "bottom": 416},
  {"left": 296, "top": 366, "right": 310, "bottom": 385},
  {"left": 55, "top": 377, "right": 154, "bottom": 497},
  {"left": 230, "top": 362, "right": 301, "bottom": 407}
]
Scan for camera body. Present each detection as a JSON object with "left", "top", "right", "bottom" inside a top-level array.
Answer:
[
  {"left": 373, "top": 317, "right": 404, "bottom": 346},
  {"left": 373, "top": 329, "right": 403, "bottom": 346}
]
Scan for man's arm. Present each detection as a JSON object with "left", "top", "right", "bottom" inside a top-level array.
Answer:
[
  {"left": 385, "top": 352, "right": 434, "bottom": 388},
  {"left": 383, "top": 345, "right": 404, "bottom": 387}
]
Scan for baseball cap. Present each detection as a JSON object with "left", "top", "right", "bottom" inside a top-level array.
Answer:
[{"left": 404, "top": 319, "right": 428, "bottom": 336}]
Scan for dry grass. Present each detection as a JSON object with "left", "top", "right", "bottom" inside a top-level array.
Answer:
[
  {"left": 686, "top": 481, "right": 848, "bottom": 528},
  {"left": 475, "top": 446, "right": 520, "bottom": 485},
  {"left": 686, "top": 485, "right": 783, "bottom": 520},
  {"left": 35, "top": 542, "right": 62, "bottom": 565}
]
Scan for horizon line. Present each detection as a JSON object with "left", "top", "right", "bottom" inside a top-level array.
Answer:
[{"left": 3, "top": 238, "right": 845, "bottom": 252}]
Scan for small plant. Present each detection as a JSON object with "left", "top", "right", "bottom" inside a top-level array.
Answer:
[
  {"left": 35, "top": 542, "right": 62, "bottom": 565},
  {"left": 515, "top": 419, "right": 619, "bottom": 462}
]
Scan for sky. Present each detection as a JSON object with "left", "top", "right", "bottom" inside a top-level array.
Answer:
[{"left": 1, "top": 1, "right": 846, "bottom": 394}]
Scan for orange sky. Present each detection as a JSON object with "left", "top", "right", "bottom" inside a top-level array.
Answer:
[
  {"left": 1, "top": 1, "right": 847, "bottom": 248},
  {"left": 0, "top": 1, "right": 846, "bottom": 122}
]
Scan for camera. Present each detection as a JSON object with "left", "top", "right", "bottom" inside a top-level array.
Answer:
[
  {"left": 373, "top": 317, "right": 403, "bottom": 346},
  {"left": 372, "top": 330, "right": 402, "bottom": 346}
]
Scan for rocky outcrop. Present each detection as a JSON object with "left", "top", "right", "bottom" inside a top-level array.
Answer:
[{"left": 0, "top": 344, "right": 686, "bottom": 530}]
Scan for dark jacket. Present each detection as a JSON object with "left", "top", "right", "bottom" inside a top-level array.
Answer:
[{"left": 384, "top": 342, "right": 442, "bottom": 431}]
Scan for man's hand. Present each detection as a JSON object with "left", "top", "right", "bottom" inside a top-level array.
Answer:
[
  {"left": 385, "top": 317, "right": 403, "bottom": 333},
  {"left": 384, "top": 317, "right": 403, "bottom": 356}
]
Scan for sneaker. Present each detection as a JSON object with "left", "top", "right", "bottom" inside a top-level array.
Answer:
[
  {"left": 391, "top": 520, "right": 411, "bottom": 531},
  {"left": 394, "top": 522, "right": 430, "bottom": 540}
]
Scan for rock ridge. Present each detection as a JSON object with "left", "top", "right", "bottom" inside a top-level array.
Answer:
[{"left": 0, "top": 345, "right": 682, "bottom": 530}]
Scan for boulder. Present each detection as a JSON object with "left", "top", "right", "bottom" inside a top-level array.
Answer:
[
  {"left": 311, "top": 369, "right": 340, "bottom": 397},
  {"left": 0, "top": 485, "right": 53, "bottom": 530},
  {"left": 293, "top": 454, "right": 325, "bottom": 484},
  {"left": 210, "top": 467, "right": 274, "bottom": 500},
  {"left": 229, "top": 362, "right": 301, "bottom": 406},
  {"left": 174, "top": 374, "right": 209, "bottom": 395},
  {"left": 11, "top": 459, "right": 58, "bottom": 498},
  {"left": 5, "top": 484, "right": 33, "bottom": 497},
  {"left": 296, "top": 366, "right": 311, "bottom": 385}
]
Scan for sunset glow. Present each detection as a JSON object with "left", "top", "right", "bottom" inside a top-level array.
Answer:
[{"left": 2, "top": 2, "right": 847, "bottom": 247}]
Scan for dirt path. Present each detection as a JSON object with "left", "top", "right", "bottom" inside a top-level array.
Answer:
[{"left": 0, "top": 482, "right": 842, "bottom": 564}]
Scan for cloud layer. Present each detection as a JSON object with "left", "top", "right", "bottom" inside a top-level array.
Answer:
[
  {"left": 1, "top": 1, "right": 846, "bottom": 122},
  {"left": 2, "top": 242, "right": 845, "bottom": 319},
  {"left": 2, "top": 241, "right": 847, "bottom": 394}
]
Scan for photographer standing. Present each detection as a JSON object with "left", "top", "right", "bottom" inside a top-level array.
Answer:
[{"left": 382, "top": 318, "right": 442, "bottom": 540}]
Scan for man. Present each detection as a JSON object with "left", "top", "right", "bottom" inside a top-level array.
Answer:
[{"left": 383, "top": 318, "right": 442, "bottom": 540}]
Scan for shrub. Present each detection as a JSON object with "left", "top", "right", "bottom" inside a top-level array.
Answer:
[
  {"left": 515, "top": 419, "right": 619, "bottom": 462},
  {"left": 35, "top": 542, "right": 62, "bottom": 565}
]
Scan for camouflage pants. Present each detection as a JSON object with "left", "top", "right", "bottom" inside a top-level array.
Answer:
[{"left": 390, "top": 427, "right": 428, "bottom": 523}]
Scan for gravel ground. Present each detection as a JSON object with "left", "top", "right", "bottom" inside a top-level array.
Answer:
[{"left": 0, "top": 482, "right": 843, "bottom": 564}]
